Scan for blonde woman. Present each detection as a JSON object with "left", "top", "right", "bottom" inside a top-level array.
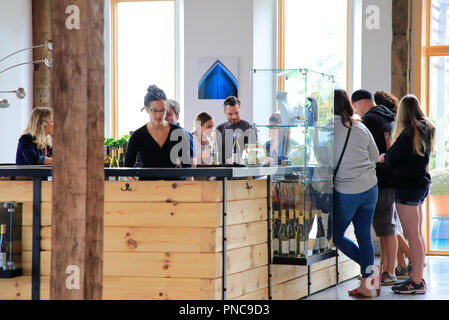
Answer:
[
  {"left": 16, "top": 107, "right": 53, "bottom": 165},
  {"left": 379, "top": 94, "right": 436, "bottom": 294}
]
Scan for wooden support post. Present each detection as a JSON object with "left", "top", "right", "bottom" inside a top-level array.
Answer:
[
  {"left": 32, "top": 0, "right": 53, "bottom": 107},
  {"left": 391, "top": 0, "right": 412, "bottom": 99},
  {"left": 50, "top": 0, "right": 104, "bottom": 300}
]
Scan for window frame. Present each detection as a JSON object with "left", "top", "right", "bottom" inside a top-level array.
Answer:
[
  {"left": 111, "top": 0, "right": 176, "bottom": 140},
  {"left": 413, "top": 0, "right": 449, "bottom": 256}
]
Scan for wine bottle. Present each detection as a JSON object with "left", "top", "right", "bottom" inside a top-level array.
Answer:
[
  {"left": 210, "top": 131, "right": 220, "bottom": 165},
  {"left": 109, "top": 147, "right": 119, "bottom": 181},
  {"left": 118, "top": 145, "right": 125, "bottom": 168},
  {"left": 272, "top": 210, "right": 280, "bottom": 257},
  {"left": 318, "top": 210, "right": 326, "bottom": 253},
  {"left": 321, "top": 211, "right": 329, "bottom": 252},
  {"left": 272, "top": 183, "right": 280, "bottom": 257},
  {"left": 288, "top": 211, "right": 297, "bottom": 256},
  {"left": 279, "top": 209, "right": 289, "bottom": 257},
  {"left": 0, "top": 224, "right": 7, "bottom": 270},
  {"left": 297, "top": 211, "right": 306, "bottom": 257},
  {"left": 104, "top": 145, "right": 111, "bottom": 168},
  {"left": 232, "top": 133, "right": 242, "bottom": 165}
]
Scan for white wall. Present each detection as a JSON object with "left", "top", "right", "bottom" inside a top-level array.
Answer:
[
  {"left": 183, "top": 0, "right": 255, "bottom": 131},
  {"left": 0, "top": 0, "right": 33, "bottom": 164}
]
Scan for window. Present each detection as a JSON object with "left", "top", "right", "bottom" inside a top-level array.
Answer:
[
  {"left": 279, "top": 0, "right": 348, "bottom": 90},
  {"left": 422, "top": 0, "right": 449, "bottom": 254},
  {"left": 112, "top": 0, "right": 175, "bottom": 139}
]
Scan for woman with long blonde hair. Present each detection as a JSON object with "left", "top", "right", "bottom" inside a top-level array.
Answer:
[
  {"left": 16, "top": 107, "right": 54, "bottom": 165},
  {"left": 379, "top": 94, "right": 435, "bottom": 294}
]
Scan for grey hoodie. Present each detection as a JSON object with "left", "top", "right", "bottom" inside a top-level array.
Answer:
[{"left": 333, "top": 115, "right": 379, "bottom": 194}]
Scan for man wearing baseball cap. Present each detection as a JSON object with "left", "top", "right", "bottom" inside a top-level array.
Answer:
[{"left": 351, "top": 89, "right": 398, "bottom": 286}]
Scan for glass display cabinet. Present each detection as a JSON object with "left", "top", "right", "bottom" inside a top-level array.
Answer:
[{"left": 251, "top": 68, "right": 335, "bottom": 266}]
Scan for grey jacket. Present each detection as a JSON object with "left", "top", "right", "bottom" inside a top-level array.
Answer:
[{"left": 333, "top": 115, "right": 379, "bottom": 194}]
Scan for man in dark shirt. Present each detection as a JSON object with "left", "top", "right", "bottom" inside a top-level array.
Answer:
[
  {"left": 352, "top": 89, "right": 398, "bottom": 285},
  {"left": 215, "top": 96, "right": 257, "bottom": 164}
]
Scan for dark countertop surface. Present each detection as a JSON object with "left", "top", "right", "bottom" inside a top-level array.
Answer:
[{"left": 0, "top": 165, "right": 301, "bottom": 178}]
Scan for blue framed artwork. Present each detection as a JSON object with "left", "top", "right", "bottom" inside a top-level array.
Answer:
[{"left": 198, "top": 57, "right": 238, "bottom": 100}]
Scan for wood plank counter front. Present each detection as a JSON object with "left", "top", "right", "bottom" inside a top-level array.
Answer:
[{"left": 0, "top": 175, "right": 360, "bottom": 300}]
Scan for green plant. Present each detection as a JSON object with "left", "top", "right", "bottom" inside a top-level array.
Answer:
[{"left": 430, "top": 168, "right": 449, "bottom": 195}]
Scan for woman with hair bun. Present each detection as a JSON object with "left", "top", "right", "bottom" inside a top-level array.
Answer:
[
  {"left": 16, "top": 107, "right": 54, "bottom": 165},
  {"left": 125, "top": 85, "right": 195, "bottom": 176},
  {"left": 192, "top": 112, "right": 214, "bottom": 165}
]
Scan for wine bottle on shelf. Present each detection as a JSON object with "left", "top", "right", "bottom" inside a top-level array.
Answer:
[
  {"left": 272, "top": 210, "right": 280, "bottom": 257},
  {"left": 297, "top": 211, "right": 307, "bottom": 257},
  {"left": 321, "top": 210, "right": 329, "bottom": 252},
  {"left": 104, "top": 145, "right": 111, "bottom": 168},
  {"left": 109, "top": 147, "right": 119, "bottom": 181},
  {"left": 288, "top": 212, "right": 297, "bottom": 257},
  {"left": 0, "top": 224, "right": 7, "bottom": 270},
  {"left": 318, "top": 210, "right": 326, "bottom": 253},
  {"left": 279, "top": 209, "right": 289, "bottom": 257},
  {"left": 118, "top": 145, "right": 125, "bottom": 168},
  {"left": 272, "top": 183, "right": 280, "bottom": 257}
]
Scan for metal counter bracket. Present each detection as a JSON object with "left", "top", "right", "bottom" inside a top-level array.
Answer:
[
  {"left": 222, "top": 177, "right": 227, "bottom": 300},
  {"left": 32, "top": 177, "right": 42, "bottom": 300}
]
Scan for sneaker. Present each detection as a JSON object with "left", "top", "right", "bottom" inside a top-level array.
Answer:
[
  {"left": 381, "top": 271, "right": 398, "bottom": 286},
  {"left": 395, "top": 266, "right": 409, "bottom": 279},
  {"left": 392, "top": 279, "right": 426, "bottom": 294}
]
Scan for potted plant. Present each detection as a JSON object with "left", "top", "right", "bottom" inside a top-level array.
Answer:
[{"left": 429, "top": 168, "right": 449, "bottom": 217}]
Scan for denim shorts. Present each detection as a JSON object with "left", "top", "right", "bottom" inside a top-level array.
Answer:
[{"left": 394, "top": 187, "right": 429, "bottom": 206}]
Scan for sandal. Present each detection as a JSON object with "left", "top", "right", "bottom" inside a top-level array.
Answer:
[{"left": 348, "top": 288, "right": 372, "bottom": 298}]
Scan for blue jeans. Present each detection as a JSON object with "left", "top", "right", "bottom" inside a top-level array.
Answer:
[{"left": 333, "top": 185, "right": 378, "bottom": 278}]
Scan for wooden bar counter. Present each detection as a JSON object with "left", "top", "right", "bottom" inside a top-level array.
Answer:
[{"left": 0, "top": 166, "right": 359, "bottom": 300}]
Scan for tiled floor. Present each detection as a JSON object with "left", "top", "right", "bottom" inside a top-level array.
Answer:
[{"left": 304, "top": 256, "right": 449, "bottom": 300}]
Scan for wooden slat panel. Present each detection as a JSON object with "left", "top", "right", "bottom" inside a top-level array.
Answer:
[
  {"left": 226, "top": 243, "right": 267, "bottom": 275},
  {"left": 226, "top": 180, "right": 267, "bottom": 201},
  {"left": 103, "top": 227, "right": 218, "bottom": 253},
  {"left": 272, "top": 275, "right": 308, "bottom": 300},
  {"left": 217, "top": 266, "right": 268, "bottom": 300},
  {"left": 22, "top": 227, "right": 51, "bottom": 251},
  {"left": 104, "top": 202, "right": 220, "bottom": 228},
  {"left": 216, "top": 221, "right": 267, "bottom": 251},
  {"left": 22, "top": 202, "right": 52, "bottom": 227},
  {"left": 0, "top": 276, "right": 50, "bottom": 300},
  {"left": 310, "top": 256, "right": 336, "bottom": 273},
  {"left": 22, "top": 251, "right": 51, "bottom": 276},
  {"left": 339, "top": 259, "right": 360, "bottom": 283},
  {"left": 103, "top": 252, "right": 220, "bottom": 278},
  {"left": 226, "top": 198, "right": 267, "bottom": 225},
  {"left": 0, "top": 181, "right": 33, "bottom": 202},
  {"left": 272, "top": 264, "right": 308, "bottom": 286},
  {"left": 105, "top": 181, "right": 218, "bottom": 203},
  {"left": 232, "top": 288, "right": 268, "bottom": 300},
  {"left": 102, "top": 277, "right": 208, "bottom": 300},
  {"left": 310, "top": 266, "right": 337, "bottom": 294}
]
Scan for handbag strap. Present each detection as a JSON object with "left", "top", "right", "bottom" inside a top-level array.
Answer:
[{"left": 333, "top": 123, "right": 352, "bottom": 183}]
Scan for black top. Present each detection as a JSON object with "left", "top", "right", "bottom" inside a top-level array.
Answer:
[
  {"left": 362, "top": 105, "right": 395, "bottom": 188},
  {"left": 216, "top": 120, "right": 258, "bottom": 163},
  {"left": 385, "top": 123, "right": 433, "bottom": 189},
  {"left": 125, "top": 123, "right": 195, "bottom": 169},
  {"left": 15, "top": 134, "right": 52, "bottom": 165}
]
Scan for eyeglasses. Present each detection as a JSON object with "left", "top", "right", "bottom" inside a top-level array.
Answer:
[{"left": 149, "top": 108, "right": 167, "bottom": 114}]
